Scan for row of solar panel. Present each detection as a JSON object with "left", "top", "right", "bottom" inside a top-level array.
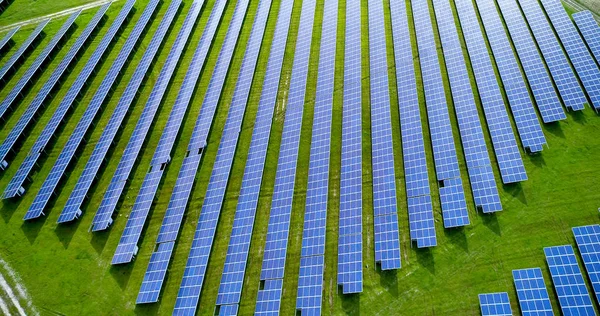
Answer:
[{"left": 479, "top": 224, "right": 600, "bottom": 315}]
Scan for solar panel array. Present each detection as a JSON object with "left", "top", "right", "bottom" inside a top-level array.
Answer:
[
  {"left": 255, "top": 0, "right": 316, "bottom": 313},
  {"left": 473, "top": 0, "right": 546, "bottom": 153},
  {"left": 0, "top": 12, "right": 78, "bottom": 120},
  {"left": 368, "top": 0, "right": 402, "bottom": 270},
  {"left": 572, "top": 225, "right": 600, "bottom": 304},
  {"left": 478, "top": 292, "right": 512, "bottom": 316},
  {"left": 517, "top": 0, "right": 588, "bottom": 112},
  {"left": 135, "top": 241, "right": 174, "bottom": 304},
  {"left": 338, "top": 0, "right": 363, "bottom": 293},
  {"left": 23, "top": 0, "right": 157, "bottom": 221},
  {"left": 0, "top": 4, "right": 108, "bottom": 171},
  {"left": 539, "top": 0, "right": 600, "bottom": 111},
  {"left": 139, "top": 0, "right": 268, "bottom": 306},
  {"left": 296, "top": 1, "right": 336, "bottom": 314},
  {"left": 58, "top": 0, "right": 180, "bottom": 224},
  {"left": 512, "top": 268, "right": 554, "bottom": 315},
  {"left": 2, "top": 0, "right": 134, "bottom": 201},
  {"left": 0, "top": 19, "right": 49, "bottom": 83},
  {"left": 495, "top": 0, "right": 566, "bottom": 123},
  {"left": 91, "top": 0, "right": 204, "bottom": 232},
  {"left": 0, "top": 26, "right": 20, "bottom": 52},
  {"left": 215, "top": 0, "right": 293, "bottom": 312},
  {"left": 390, "top": 0, "right": 435, "bottom": 250},
  {"left": 412, "top": 0, "right": 470, "bottom": 226},
  {"left": 111, "top": 0, "right": 229, "bottom": 265},
  {"left": 573, "top": 11, "right": 600, "bottom": 65},
  {"left": 544, "top": 245, "right": 595, "bottom": 315}
]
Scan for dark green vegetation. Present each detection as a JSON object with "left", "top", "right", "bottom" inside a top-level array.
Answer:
[{"left": 0, "top": 0, "right": 599, "bottom": 314}]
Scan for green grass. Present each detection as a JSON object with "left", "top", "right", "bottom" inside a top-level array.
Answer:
[
  {"left": 0, "top": 0, "right": 600, "bottom": 315},
  {"left": 0, "top": 0, "right": 102, "bottom": 27}
]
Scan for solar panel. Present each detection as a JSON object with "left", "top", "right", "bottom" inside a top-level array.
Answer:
[
  {"left": 91, "top": 0, "right": 204, "bottom": 232},
  {"left": 215, "top": 0, "right": 293, "bottom": 312},
  {"left": 412, "top": 0, "right": 469, "bottom": 227},
  {"left": 390, "top": 0, "right": 435, "bottom": 249},
  {"left": 23, "top": 0, "right": 157, "bottom": 221},
  {"left": 0, "top": 4, "right": 108, "bottom": 171},
  {"left": 473, "top": 0, "right": 546, "bottom": 153},
  {"left": 455, "top": 0, "right": 528, "bottom": 185},
  {"left": 495, "top": 0, "right": 566, "bottom": 123},
  {"left": 136, "top": 241, "right": 174, "bottom": 304},
  {"left": 479, "top": 292, "right": 513, "bottom": 316},
  {"left": 512, "top": 268, "right": 554, "bottom": 315},
  {"left": 538, "top": 0, "right": 600, "bottom": 111},
  {"left": 2, "top": 0, "right": 134, "bottom": 201},
  {"left": 0, "top": 26, "right": 20, "bottom": 52},
  {"left": 254, "top": 0, "right": 317, "bottom": 313},
  {"left": 573, "top": 11, "right": 600, "bottom": 65},
  {"left": 544, "top": 245, "right": 595, "bottom": 315},
  {"left": 516, "top": 0, "right": 588, "bottom": 112},
  {"left": 296, "top": 1, "right": 336, "bottom": 313},
  {"left": 58, "top": 0, "right": 180, "bottom": 224},
  {"left": 573, "top": 225, "right": 600, "bottom": 304},
  {"left": 0, "top": 19, "right": 49, "bottom": 83},
  {"left": 1, "top": 13, "right": 76, "bottom": 120}
]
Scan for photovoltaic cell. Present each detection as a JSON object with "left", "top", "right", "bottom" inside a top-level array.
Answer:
[
  {"left": 136, "top": 241, "right": 174, "bottom": 304},
  {"left": 573, "top": 225, "right": 600, "bottom": 304},
  {"left": 539, "top": 0, "right": 600, "bottom": 110},
  {"left": 473, "top": 0, "right": 546, "bottom": 153},
  {"left": 368, "top": 0, "right": 401, "bottom": 270},
  {"left": 0, "top": 26, "right": 20, "bottom": 52},
  {"left": 215, "top": 0, "right": 293, "bottom": 312},
  {"left": 390, "top": 0, "right": 435, "bottom": 249},
  {"left": 512, "top": 268, "right": 554, "bottom": 315},
  {"left": 544, "top": 245, "right": 595, "bottom": 315},
  {"left": 24, "top": 0, "right": 158, "bottom": 221},
  {"left": 496, "top": 0, "right": 566, "bottom": 123},
  {"left": 91, "top": 0, "right": 204, "bottom": 232},
  {"left": 0, "top": 4, "right": 109, "bottom": 171},
  {"left": 573, "top": 11, "right": 600, "bottom": 65},
  {"left": 58, "top": 0, "right": 181, "bottom": 224},
  {"left": 255, "top": 0, "right": 317, "bottom": 313},
  {"left": 412, "top": 0, "right": 469, "bottom": 227},
  {"left": 2, "top": 0, "right": 134, "bottom": 201},
  {"left": 1, "top": 13, "right": 75, "bottom": 120},
  {"left": 109, "top": 0, "right": 229, "bottom": 254},
  {"left": 0, "top": 19, "right": 49, "bottom": 83},
  {"left": 517, "top": 0, "right": 588, "bottom": 111},
  {"left": 296, "top": 0, "right": 336, "bottom": 313},
  {"left": 478, "top": 292, "right": 512, "bottom": 316}
]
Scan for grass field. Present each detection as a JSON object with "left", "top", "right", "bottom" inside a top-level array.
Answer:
[{"left": 0, "top": 0, "right": 600, "bottom": 315}]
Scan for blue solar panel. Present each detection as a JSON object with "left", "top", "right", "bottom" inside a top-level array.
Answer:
[
  {"left": 136, "top": 241, "right": 174, "bottom": 304},
  {"left": 296, "top": 1, "right": 336, "bottom": 313},
  {"left": 0, "top": 26, "right": 20, "bottom": 52},
  {"left": 544, "top": 245, "right": 595, "bottom": 315},
  {"left": 58, "top": 0, "right": 180, "bottom": 224},
  {"left": 573, "top": 11, "right": 600, "bottom": 65},
  {"left": 0, "top": 13, "right": 76, "bottom": 120},
  {"left": 479, "top": 292, "right": 513, "bottom": 316},
  {"left": 338, "top": 0, "right": 363, "bottom": 295},
  {"left": 390, "top": 0, "right": 435, "bottom": 249},
  {"left": 473, "top": 0, "right": 546, "bottom": 153},
  {"left": 517, "top": 0, "right": 588, "bottom": 112},
  {"left": 0, "top": 19, "right": 49, "bottom": 83},
  {"left": 512, "top": 268, "right": 554, "bottom": 315},
  {"left": 91, "top": 0, "right": 204, "bottom": 232},
  {"left": 254, "top": 0, "right": 316, "bottom": 313},
  {"left": 215, "top": 0, "right": 291, "bottom": 312},
  {"left": 496, "top": 0, "right": 566, "bottom": 123},
  {"left": 573, "top": 225, "right": 600, "bottom": 304},
  {"left": 455, "top": 0, "right": 527, "bottom": 185},
  {"left": 539, "top": 0, "right": 600, "bottom": 111},
  {"left": 412, "top": 0, "right": 469, "bottom": 226},
  {"left": 23, "top": 0, "right": 157, "bottom": 221},
  {"left": 0, "top": 4, "right": 108, "bottom": 171},
  {"left": 2, "top": 0, "right": 134, "bottom": 201}
]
